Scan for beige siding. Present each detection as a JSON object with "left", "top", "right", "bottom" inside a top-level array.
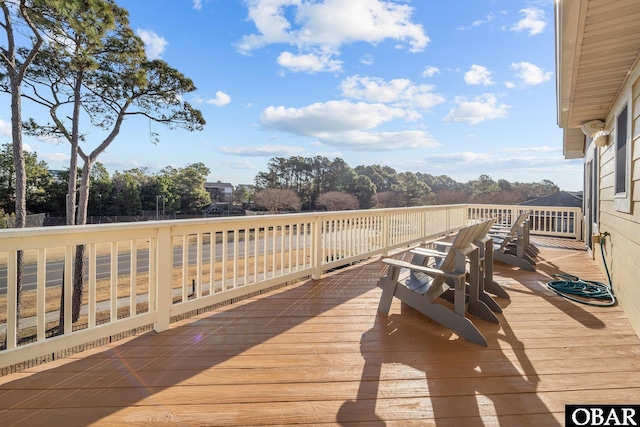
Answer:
[{"left": 597, "top": 69, "right": 640, "bottom": 336}]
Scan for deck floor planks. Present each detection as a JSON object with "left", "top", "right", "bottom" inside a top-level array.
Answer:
[{"left": 1, "top": 238, "right": 639, "bottom": 426}]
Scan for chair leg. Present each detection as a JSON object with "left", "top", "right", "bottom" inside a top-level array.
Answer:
[
  {"left": 467, "top": 248, "right": 481, "bottom": 317},
  {"left": 494, "top": 250, "right": 536, "bottom": 271},
  {"left": 377, "top": 266, "right": 400, "bottom": 315},
  {"left": 406, "top": 283, "right": 488, "bottom": 347},
  {"left": 483, "top": 239, "right": 509, "bottom": 301}
]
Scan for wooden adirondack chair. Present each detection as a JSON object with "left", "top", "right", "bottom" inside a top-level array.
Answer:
[
  {"left": 377, "top": 223, "right": 489, "bottom": 347},
  {"left": 491, "top": 211, "right": 537, "bottom": 271},
  {"left": 413, "top": 219, "right": 507, "bottom": 314},
  {"left": 491, "top": 214, "right": 539, "bottom": 259}
]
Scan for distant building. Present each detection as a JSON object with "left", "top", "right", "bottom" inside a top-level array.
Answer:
[
  {"left": 519, "top": 191, "right": 583, "bottom": 238},
  {"left": 204, "top": 182, "right": 233, "bottom": 204},
  {"left": 204, "top": 182, "right": 233, "bottom": 215},
  {"left": 520, "top": 191, "right": 583, "bottom": 208}
]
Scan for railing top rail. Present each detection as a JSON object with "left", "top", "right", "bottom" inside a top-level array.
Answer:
[
  {"left": 465, "top": 203, "right": 582, "bottom": 213},
  {"left": 0, "top": 204, "right": 471, "bottom": 237}
]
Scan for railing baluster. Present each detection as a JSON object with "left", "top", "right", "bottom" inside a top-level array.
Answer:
[
  {"left": 7, "top": 250, "right": 17, "bottom": 349},
  {"left": 233, "top": 229, "right": 238, "bottom": 289},
  {"left": 130, "top": 240, "right": 137, "bottom": 317},
  {"left": 262, "top": 227, "right": 268, "bottom": 281},
  {"left": 244, "top": 228, "right": 249, "bottom": 286},
  {"left": 65, "top": 245, "right": 73, "bottom": 332},
  {"left": 110, "top": 242, "right": 118, "bottom": 323},
  {"left": 222, "top": 230, "right": 228, "bottom": 291},
  {"left": 182, "top": 234, "right": 188, "bottom": 302},
  {"left": 197, "top": 233, "right": 203, "bottom": 297},
  {"left": 88, "top": 244, "right": 96, "bottom": 328},
  {"left": 280, "top": 224, "right": 285, "bottom": 275},
  {"left": 37, "top": 248, "right": 46, "bottom": 342},
  {"left": 210, "top": 231, "right": 216, "bottom": 294},
  {"left": 149, "top": 237, "right": 157, "bottom": 311}
]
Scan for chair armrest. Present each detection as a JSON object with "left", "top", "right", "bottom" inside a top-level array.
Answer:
[
  {"left": 411, "top": 247, "right": 447, "bottom": 257},
  {"left": 433, "top": 240, "right": 453, "bottom": 247},
  {"left": 382, "top": 258, "right": 465, "bottom": 279}
]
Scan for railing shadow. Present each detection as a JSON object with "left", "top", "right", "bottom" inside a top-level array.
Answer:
[{"left": 0, "top": 260, "right": 382, "bottom": 426}]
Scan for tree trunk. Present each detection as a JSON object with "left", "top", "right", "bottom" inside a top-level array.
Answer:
[
  {"left": 72, "top": 245, "right": 84, "bottom": 323},
  {"left": 71, "top": 159, "right": 93, "bottom": 322},
  {"left": 10, "top": 76, "right": 26, "bottom": 337},
  {"left": 2, "top": 0, "right": 45, "bottom": 345}
]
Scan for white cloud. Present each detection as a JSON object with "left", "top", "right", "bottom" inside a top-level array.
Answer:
[
  {"left": 136, "top": 29, "right": 168, "bottom": 59},
  {"left": 207, "top": 91, "right": 232, "bottom": 107},
  {"left": 237, "top": 0, "right": 428, "bottom": 72},
  {"left": 218, "top": 144, "right": 305, "bottom": 157},
  {"left": 443, "top": 93, "right": 509, "bottom": 125},
  {"left": 340, "top": 75, "right": 444, "bottom": 109},
  {"left": 511, "top": 61, "right": 553, "bottom": 85},
  {"left": 259, "top": 99, "right": 437, "bottom": 151},
  {"left": 277, "top": 50, "right": 343, "bottom": 73},
  {"left": 360, "top": 54, "right": 374, "bottom": 66},
  {"left": 500, "top": 146, "right": 561, "bottom": 154},
  {"left": 193, "top": 0, "right": 203, "bottom": 10},
  {"left": 312, "top": 150, "right": 344, "bottom": 159},
  {"left": 422, "top": 66, "right": 440, "bottom": 78},
  {"left": 0, "top": 119, "right": 10, "bottom": 136},
  {"left": 511, "top": 8, "right": 546, "bottom": 36},
  {"left": 37, "top": 134, "right": 62, "bottom": 144},
  {"left": 260, "top": 100, "right": 409, "bottom": 135},
  {"left": 464, "top": 65, "right": 494, "bottom": 86},
  {"left": 39, "top": 152, "right": 70, "bottom": 164},
  {"left": 472, "top": 13, "right": 494, "bottom": 27},
  {"left": 457, "top": 13, "right": 497, "bottom": 31},
  {"left": 224, "top": 159, "right": 257, "bottom": 169},
  {"left": 421, "top": 149, "right": 579, "bottom": 178},
  {"left": 318, "top": 130, "right": 439, "bottom": 151}
]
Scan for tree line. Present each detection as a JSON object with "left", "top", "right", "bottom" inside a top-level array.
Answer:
[
  {"left": 0, "top": 143, "right": 211, "bottom": 222},
  {"left": 0, "top": 147, "right": 563, "bottom": 222},
  {"left": 251, "top": 155, "right": 561, "bottom": 213}
]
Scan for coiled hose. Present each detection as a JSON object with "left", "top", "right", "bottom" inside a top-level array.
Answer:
[{"left": 546, "top": 233, "right": 616, "bottom": 307}]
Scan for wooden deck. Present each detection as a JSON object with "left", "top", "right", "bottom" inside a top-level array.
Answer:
[{"left": 1, "top": 238, "right": 640, "bottom": 426}]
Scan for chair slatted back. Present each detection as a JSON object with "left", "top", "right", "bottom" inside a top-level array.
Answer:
[
  {"left": 495, "top": 211, "right": 530, "bottom": 251},
  {"left": 423, "top": 222, "right": 483, "bottom": 299}
]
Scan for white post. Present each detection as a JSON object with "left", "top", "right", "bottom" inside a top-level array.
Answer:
[
  {"left": 312, "top": 216, "right": 323, "bottom": 279},
  {"left": 155, "top": 226, "right": 172, "bottom": 332},
  {"left": 382, "top": 212, "right": 390, "bottom": 256}
]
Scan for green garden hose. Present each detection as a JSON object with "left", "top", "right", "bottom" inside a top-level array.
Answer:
[{"left": 546, "top": 234, "right": 616, "bottom": 307}]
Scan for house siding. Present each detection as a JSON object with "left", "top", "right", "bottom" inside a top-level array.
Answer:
[{"left": 597, "top": 66, "right": 640, "bottom": 336}]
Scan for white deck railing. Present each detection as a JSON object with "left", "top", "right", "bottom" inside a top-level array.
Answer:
[
  {"left": 467, "top": 204, "right": 583, "bottom": 240},
  {"left": 0, "top": 203, "right": 581, "bottom": 370}
]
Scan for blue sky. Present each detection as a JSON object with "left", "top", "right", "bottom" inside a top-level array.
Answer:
[{"left": 1, "top": 0, "right": 584, "bottom": 190}]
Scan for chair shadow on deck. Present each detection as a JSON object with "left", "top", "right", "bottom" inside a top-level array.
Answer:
[
  {"left": 497, "top": 247, "right": 606, "bottom": 330},
  {"left": 337, "top": 307, "right": 559, "bottom": 426},
  {"left": 337, "top": 243, "right": 608, "bottom": 426}
]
